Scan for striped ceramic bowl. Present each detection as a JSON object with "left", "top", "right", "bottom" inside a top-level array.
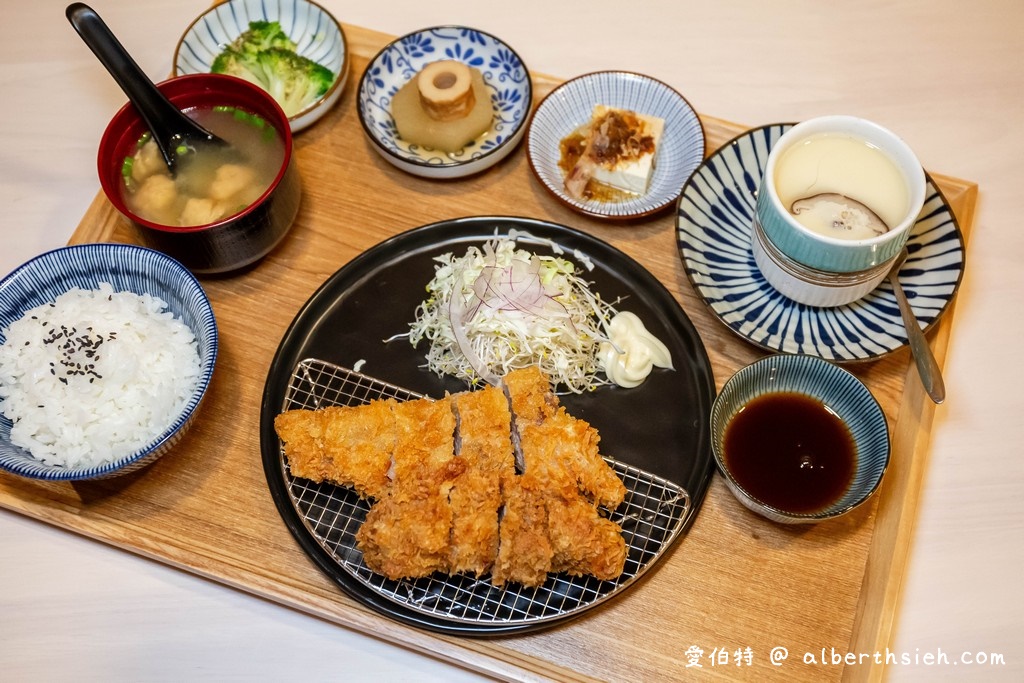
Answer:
[
  {"left": 710, "top": 354, "right": 890, "bottom": 524},
  {"left": 0, "top": 244, "right": 218, "bottom": 481},
  {"left": 173, "top": 0, "right": 348, "bottom": 132},
  {"left": 527, "top": 71, "right": 705, "bottom": 220}
]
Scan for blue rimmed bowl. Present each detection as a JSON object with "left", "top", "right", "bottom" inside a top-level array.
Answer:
[
  {"left": 0, "top": 244, "right": 218, "bottom": 481},
  {"left": 356, "top": 25, "right": 532, "bottom": 179},
  {"left": 710, "top": 354, "right": 890, "bottom": 524},
  {"left": 527, "top": 70, "right": 705, "bottom": 220},
  {"left": 173, "top": 0, "right": 348, "bottom": 132}
]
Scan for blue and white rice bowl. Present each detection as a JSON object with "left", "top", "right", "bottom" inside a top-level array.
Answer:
[
  {"left": 357, "top": 26, "right": 533, "bottom": 179},
  {"left": 527, "top": 71, "right": 705, "bottom": 220},
  {"left": 173, "top": 0, "right": 348, "bottom": 132},
  {"left": 0, "top": 244, "right": 218, "bottom": 481},
  {"left": 710, "top": 354, "right": 890, "bottom": 524}
]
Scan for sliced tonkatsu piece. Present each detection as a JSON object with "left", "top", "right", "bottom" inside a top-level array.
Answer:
[
  {"left": 502, "top": 408, "right": 624, "bottom": 585},
  {"left": 498, "top": 367, "right": 627, "bottom": 586},
  {"left": 447, "top": 386, "right": 516, "bottom": 576},
  {"left": 357, "top": 493, "right": 456, "bottom": 580},
  {"left": 502, "top": 368, "right": 626, "bottom": 509},
  {"left": 502, "top": 366, "right": 558, "bottom": 425},
  {"left": 357, "top": 397, "right": 462, "bottom": 580},
  {"left": 388, "top": 397, "right": 459, "bottom": 486},
  {"left": 491, "top": 475, "right": 553, "bottom": 587},
  {"left": 546, "top": 496, "right": 627, "bottom": 581},
  {"left": 535, "top": 408, "right": 627, "bottom": 510},
  {"left": 274, "top": 399, "right": 395, "bottom": 499}
]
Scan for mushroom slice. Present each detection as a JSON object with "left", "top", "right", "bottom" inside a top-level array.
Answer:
[{"left": 790, "top": 192, "right": 890, "bottom": 236}]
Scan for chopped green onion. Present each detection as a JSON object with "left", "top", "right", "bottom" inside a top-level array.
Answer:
[{"left": 121, "top": 156, "right": 133, "bottom": 178}]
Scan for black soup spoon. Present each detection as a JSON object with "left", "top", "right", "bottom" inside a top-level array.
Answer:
[{"left": 66, "top": 2, "right": 227, "bottom": 176}]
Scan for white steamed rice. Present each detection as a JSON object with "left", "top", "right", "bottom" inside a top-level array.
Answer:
[{"left": 0, "top": 282, "right": 201, "bottom": 468}]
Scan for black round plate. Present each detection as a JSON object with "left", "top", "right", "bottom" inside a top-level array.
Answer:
[{"left": 259, "top": 216, "right": 716, "bottom": 634}]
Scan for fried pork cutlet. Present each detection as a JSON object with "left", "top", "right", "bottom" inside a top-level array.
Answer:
[
  {"left": 274, "top": 399, "right": 395, "bottom": 499},
  {"left": 502, "top": 366, "right": 558, "bottom": 423},
  {"left": 491, "top": 475, "right": 553, "bottom": 587},
  {"left": 501, "top": 368, "right": 628, "bottom": 582},
  {"left": 538, "top": 409, "right": 627, "bottom": 510},
  {"left": 546, "top": 496, "right": 627, "bottom": 581},
  {"left": 502, "top": 368, "right": 627, "bottom": 510},
  {"left": 448, "top": 386, "right": 516, "bottom": 576},
  {"left": 356, "top": 397, "right": 462, "bottom": 580},
  {"left": 274, "top": 367, "right": 629, "bottom": 588}
]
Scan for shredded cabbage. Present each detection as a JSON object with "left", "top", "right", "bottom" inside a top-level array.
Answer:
[{"left": 407, "top": 237, "right": 618, "bottom": 392}]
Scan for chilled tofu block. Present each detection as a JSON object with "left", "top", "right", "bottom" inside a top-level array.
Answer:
[
  {"left": 589, "top": 106, "right": 664, "bottom": 194},
  {"left": 563, "top": 105, "right": 665, "bottom": 198}
]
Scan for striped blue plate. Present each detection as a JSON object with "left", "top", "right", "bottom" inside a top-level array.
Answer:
[
  {"left": 527, "top": 71, "right": 705, "bottom": 220},
  {"left": 173, "top": 0, "right": 348, "bottom": 132},
  {"left": 676, "top": 123, "right": 965, "bottom": 362}
]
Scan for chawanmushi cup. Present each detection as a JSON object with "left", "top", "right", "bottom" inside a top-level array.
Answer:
[{"left": 752, "top": 115, "right": 926, "bottom": 307}]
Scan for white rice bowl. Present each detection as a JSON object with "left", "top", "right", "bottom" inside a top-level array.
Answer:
[
  {"left": 0, "top": 244, "right": 217, "bottom": 481},
  {"left": 0, "top": 284, "right": 200, "bottom": 467}
]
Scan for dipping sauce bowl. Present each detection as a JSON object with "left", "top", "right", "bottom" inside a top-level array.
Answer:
[
  {"left": 710, "top": 354, "right": 890, "bottom": 524},
  {"left": 752, "top": 115, "right": 926, "bottom": 307}
]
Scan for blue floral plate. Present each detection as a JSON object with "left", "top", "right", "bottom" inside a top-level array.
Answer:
[
  {"left": 676, "top": 123, "right": 965, "bottom": 362},
  {"left": 357, "top": 26, "right": 532, "bottom": 179}
]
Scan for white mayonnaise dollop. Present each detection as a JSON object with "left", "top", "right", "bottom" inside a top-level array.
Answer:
[{"left": 598, "top": 311, "right": 674, "bottom": 388}]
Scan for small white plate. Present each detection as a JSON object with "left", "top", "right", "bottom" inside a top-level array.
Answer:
[
  {"left": 527, "top": 71, "right": 705, "bottom": 220},
  {"left": 676, "top": 123, "right": 966, "bottom": 362}
]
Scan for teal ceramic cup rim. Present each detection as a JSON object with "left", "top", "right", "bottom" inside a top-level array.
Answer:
[{"left": 756, "top": 115, "right": 926, "bottom": 274}]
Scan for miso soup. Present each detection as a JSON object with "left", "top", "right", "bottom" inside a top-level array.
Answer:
[{"left": 122, "top": 105, "right": 284, "bottom": 227}]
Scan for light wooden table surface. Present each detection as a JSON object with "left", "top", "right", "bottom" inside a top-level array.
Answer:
[{"left": 1, "top": 1, "right": 1020, "bottom": 681}]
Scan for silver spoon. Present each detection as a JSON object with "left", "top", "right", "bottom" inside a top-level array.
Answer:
[
  {"left": 887, "top": 248, "right": 946, "bottom": 404},
  {"left": 66, "top": 2, "right": 227, "bottom": 176}
]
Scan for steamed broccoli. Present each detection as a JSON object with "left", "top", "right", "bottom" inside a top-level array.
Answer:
[
  {"left": 256, "top": 48, "right": 335, "bottom": 117},
  {"left": 210, "top": 47, "right": 266, "bottom": 88},
  {"left": 210, "top": 21, "right": 335, "bottom": 118},
  {"left": 230, "top": 20, "right": 294, "bottom": 56}
]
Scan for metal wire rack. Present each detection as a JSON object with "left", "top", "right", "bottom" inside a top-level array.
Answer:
[{"left": 278, "top": 358, "right": 692, "bottom": 627}]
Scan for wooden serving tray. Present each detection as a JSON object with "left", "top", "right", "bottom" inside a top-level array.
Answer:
[{"left": 0, "top": 23, "right": 976, "bottom": 682}]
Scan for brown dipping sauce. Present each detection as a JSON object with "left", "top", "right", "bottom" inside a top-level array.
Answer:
[{"left": 723, "top": 392, "right": 855, "bottom": 514}]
